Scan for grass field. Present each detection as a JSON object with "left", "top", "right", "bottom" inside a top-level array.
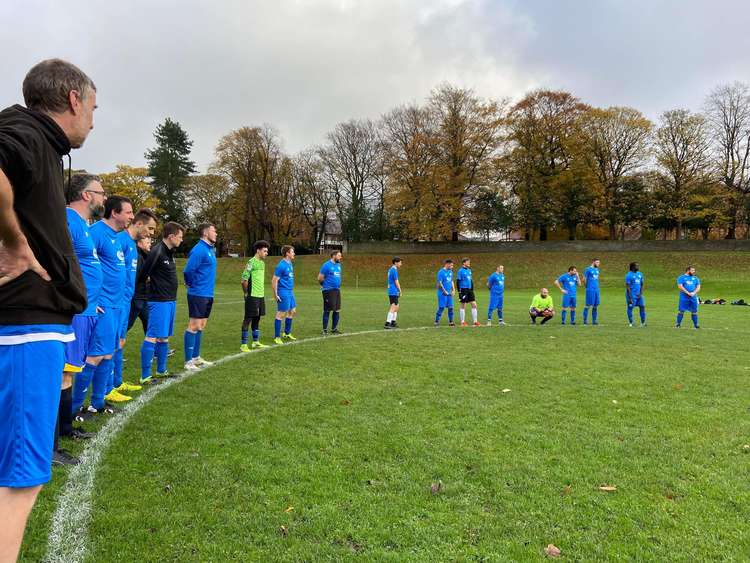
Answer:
[{"left": 20, "top": 252, "right": 750, "bottom": 561}]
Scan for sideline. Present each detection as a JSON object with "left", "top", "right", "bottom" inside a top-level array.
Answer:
[{"left": 43, "top": 321, "right": 733, "bottom": 561}]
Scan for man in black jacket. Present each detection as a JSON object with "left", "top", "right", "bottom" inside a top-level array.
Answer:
[
  {"left": 128, "top": 235, "right": 152, "bottom": 333},
  {"left": 137, "top": 222, "right": 184, "bottom": 383},
  {"left": 0, "top": 59, "right": 96, "bottom": 561}
]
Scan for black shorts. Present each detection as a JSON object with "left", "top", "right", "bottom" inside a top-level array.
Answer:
[
  {"left": 244, "top": 296, "right": 266, "bottom": 319},
  {"left": 187, "top": 295, "right": 214, "bottom": 319},
  {"left": 459, "top": 289, "right": 476, "bottom": 303},
  {"left": 322, "top": 289, "right": 341, "bottom": 312},
  {"left": 389, "top": 295, "right": 400, "bottom": 305}
]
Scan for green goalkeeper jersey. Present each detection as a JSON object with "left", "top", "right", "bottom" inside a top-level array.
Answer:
[{"left": 242, "top": 256, "right": 265, "bottom": 298}]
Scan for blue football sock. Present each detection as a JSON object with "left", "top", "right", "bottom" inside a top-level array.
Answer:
[
  {"left": 155, "top": 342, "right": 169, "bottom": 373},
  {"left": 274, "top": 319, "right": 282, "bottom": 338},
  {"left": 583, "top": 308, "right": 589, "bottom": 324},
  {"left": 448, "top": 308, "right": 454, "bottom": 322},
  {"left": 570, "top": 310, "right": 576, "bottom": 324},
  {"left": 252, "top": 329, "right": 259, "bottom": 342},
  {"left": 592, "top": 307, "right": 598, "bottom": 324},
  {"left": 141, "top": 340, "right": 155, "bottom": 380},
  {"left": 241, "top": 329, "right": 249, "bottom": 344},
  {"left": 193, "top": 330, "right": 203, "bottom": 358},
  {"left": 561, "top": 310, "right": 567, "bottom": 324},
  {"left": 106, "top": 360, "right": 115, "bottom": 395},
  {"left": 332, "top": 312, "right": 340, "bottom": 330},
  {"left": 627, "top": 305, "right": 634, "bottom": 324},
  {"left": 639, "top": 307, "right": 646, "bottom": 324},
  {"left": 691, "top": 314, "right": 699, "bottom": 328},
  {"left": 487, "top": 308, "right": 493, "bottom": 321},
  {"left": 112, "top": 348, "right": 123, "bottom": 389},
  {"left": 322, "top": 311, "right": 330, "bottom": 330},
  {"left": 676, "top": 312, "right": 684, "bottom": 326},
  {"left": 285, "top": 318, "right": 293, "bottom": 335},
  {"left": 72, "top": 362, "right": 97, "bottom": 412},
  {"left": 184, "top": 331, "right": 196, "bottom": 362},
  {"left": 435, "top": 307, "right": 444, "bottom": 322},
  {"left": 498, "top": 308, "right": 503, "bottom": 321},
  {"left": 91, "top": 359, "right": 112, "bottom": 409}
]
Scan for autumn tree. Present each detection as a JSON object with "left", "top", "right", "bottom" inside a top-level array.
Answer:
[
  {"left": 319, "top": 119, "right": 382, "bottom": 242},
  {"left": 705, "top": 82, "right": 750, "bottom": 238},
  {"left": 653, "top": 109, "right": 712, "bottom": 239},
  {"left": 503, "top": 90, "right": 591, "bottom": 240},
  {"left": 99, "top": 165, "right": 160, "bottom": 212},
  {"left": 579, "top": 107, "right": 653, "bottom": 239},
  {"left": 291, "top": 150, "right": 334, "bottom": 250},
  {"left": 184, "top": 174, "right": 236, "bottom": 255},
  {"left": 145, "top": 117, "right": 196, "bottom": 225},
  {"left": 429, "top": 84, "right": 508, "bottom": 241},
  {"left": 211, "top": 126, "right": 299, "bottom": 252}
]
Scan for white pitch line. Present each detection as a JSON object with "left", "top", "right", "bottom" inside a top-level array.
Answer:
[{"left": 43, "top": 320, "right": 743, "bottom": 561}]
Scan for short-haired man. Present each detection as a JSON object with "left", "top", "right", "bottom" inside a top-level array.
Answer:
[
  {"left": 127, "top": 235, "right": 152, "bottom": 333},
  {"left": 240, "top": 240, "right": 270, "bottom": 351},
  {"left": 385, "top": 257, "right": 403, "bottom": 329},
  {"left": 183, "top": 223, "right": 218, "bottom": 369},
  {"left": 486, "top": 265, "right": 506, "bottom": 326},
  {"left": 676, "top": 266, "right": 701, "bottom": 329},
  {"left": 457, "top": 258, "right": 480, "bottom": 327},
  {"left": 73, "top": 196, "right": 133, "bottom": 417},
  {"left": 0, "top": 58, "right": 95, "bottom": 562},
  {"left": 319, "top": 249, "right": 342, "bottom": 335},
  {"left": 554, "top": 266, "right": 581, "bottom": 325},
  {"left": 625, "top": 262, "right": 646, "bottom": 327},
  {"left": 582, "top": 259, "right": 601, "bottom": 325},
  {"left": 138, "top": 222, "right": 184, "bottom": 382},
  {"left": 56, "top": 175, "right": 106, "bottom": 462},
  {"left": 272, "top": 245, "right": 297, "bottom": 345},
  {"left": 111, "top": 208, "right": 157, "bottom": 390},
  {"left": 530, "top": 288, "right": 555, "bottom": 324},
  {"left": 435, "top": 259, "right": 456, "bottom": 327}
]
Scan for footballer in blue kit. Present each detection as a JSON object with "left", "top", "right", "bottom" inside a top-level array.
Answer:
[
  {"left": 675, "top": 266, "right": 701, "bottom": 329},
  {"left": 625, "top": 262, "right": 646, "bottom": 326},
  {"left": 434, "top": 259, "right": 456, "bottom": 326},
  {"left": 486, "top": 265, "right": 505, "bottom": 326},
  {"left": 456, "top": 258, "right": 479, "bottom": 326},
  {"left": 60, "top": 176, "right": 105, "bottom": 450},
  {"left": 109, "top": 209, "right": 157, "bottom": 395},
  {"left": 582, "top": 259, "right": 601, "bottom": 325},
  {"left": 554, "top": 266, "right": 581, "bottom": 325},
  {"left": 73, "top": 196, "right": 134, "bottom": 416},
  {"left": 272, "top": 245, "right": 298, "bottom": 344},
  {"left": 385, "top": 257, "right": 403, "bottom": 328},
  {"left": 183, "top": 223, "right": 218, "bottom": 369},
  {"left": 319, "top": 250, "right": 343, "bottom": 335}
]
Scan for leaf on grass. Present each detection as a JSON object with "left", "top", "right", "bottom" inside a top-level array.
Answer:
[
  {"left": 673, "top": 383, "right": 684, "bottom": 391},
  {"left": 544, "top": 544, "right": 562, "bottom": 558},
  {"left": 598, "top": 485, "right": 617, "bottom": 492},
  {"left": 502, "top": 388, "right": 511, "bottom": 393},
  {"left": 742, "top": 444, "right": 750, "bottom": 452},
  {"left": 163, "top": 484, "right": 172, "bottom": 493},
  {"left": 284, "top": 505, "right": 294, "bottom": 513},
  {"left": 279, "top": 526, "right": 288, "bottom": 537},
  {"left": 549, "top": 336, "right": 556, "bottom": 339},
  {"left": 430, "top": 481, "right": 443, "bottom": 495},
  {"left": 612, "top": 400, "right": 618, "bottom": 404},
  {"left": 340, "top": 399, "right": 352, "bottom": 406},
  {"left": 562, "top": 485, "right": 572, "bottom": 496}
]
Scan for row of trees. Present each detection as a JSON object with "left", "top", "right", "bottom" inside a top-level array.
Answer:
[{"left": 99, "top": 82, "right": 750, "bottom": 252}]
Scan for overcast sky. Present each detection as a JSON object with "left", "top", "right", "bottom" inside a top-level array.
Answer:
[{"left": 2, "top": 0, "right": 749, "bottom": 173}]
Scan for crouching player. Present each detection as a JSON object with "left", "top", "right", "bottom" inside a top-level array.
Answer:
[
  {"left": 272, "top": 245, "right": 297, "bottom": 344},
  {"left": 434, "top": 259, "right": 455, "bottom": 326},
  {"left": 676, "top": 266, "right": 700, "bottom": 329},
  {"left": 530, "top": 288, "right": 555, "bottom": 324}
]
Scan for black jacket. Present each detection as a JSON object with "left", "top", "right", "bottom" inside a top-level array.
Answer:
[
  {"left": 134, "top": 246, "right": 150, "bottom": 300},
  {"left": 0, "top": 105, "right": 86, "bottom": 325},
  {"left": 137, "top": 240, "right": 177, "bottom": 302}
]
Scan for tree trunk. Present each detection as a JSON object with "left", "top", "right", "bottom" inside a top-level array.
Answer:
[
  {"left": 540, "top": 225, "right": 548, "bottom": 241},
  {"left": 608, "top": 223, "right": 616, "bottom": 240}
]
